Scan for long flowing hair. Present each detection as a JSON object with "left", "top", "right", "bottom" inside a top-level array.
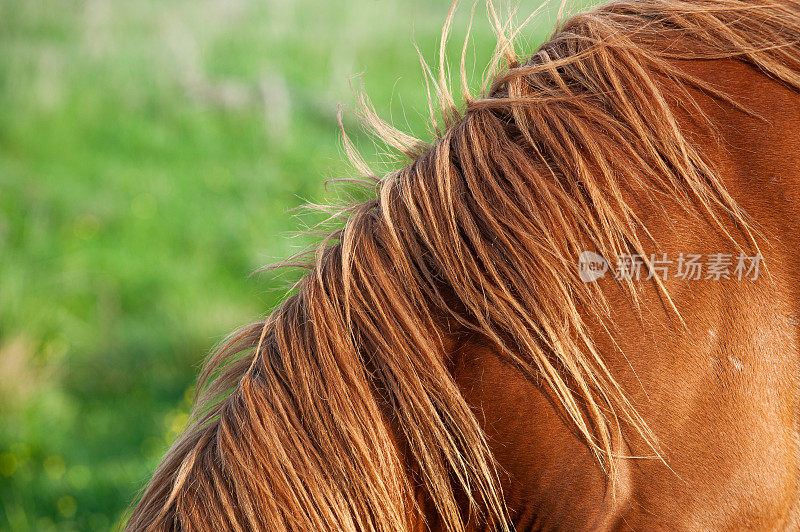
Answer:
[{"left": 125, "top": 1, "right": 800, "bottom": 530}]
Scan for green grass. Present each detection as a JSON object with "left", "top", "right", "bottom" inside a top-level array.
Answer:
[{"left": 0, "top": 0, "right": 580, "bottom": 528}]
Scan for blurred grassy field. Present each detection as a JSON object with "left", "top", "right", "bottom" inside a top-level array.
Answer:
[{"left": 0, "top": 0, "right": 583, "bottom": 529}]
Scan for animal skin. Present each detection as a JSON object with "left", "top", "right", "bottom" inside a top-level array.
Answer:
[{"left": 127, "top": 1, "right": 800, "bottom": 530}]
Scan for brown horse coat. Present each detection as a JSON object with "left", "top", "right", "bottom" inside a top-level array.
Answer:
[
  {"left": 457, "top": 57, "right": 800, "bottom": 530},
  {"left": 127, "top": 1, "right": 800, "bottom": 530}
]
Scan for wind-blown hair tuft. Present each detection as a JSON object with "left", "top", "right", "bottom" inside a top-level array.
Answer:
[{"left": 126, "top": 1, "right": 800, "bottom": 530}]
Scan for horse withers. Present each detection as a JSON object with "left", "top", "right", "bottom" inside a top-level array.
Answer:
[{"left": 126, "top": 1, "right": 800, "bottom": 530}]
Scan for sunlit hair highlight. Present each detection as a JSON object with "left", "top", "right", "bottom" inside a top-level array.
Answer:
[{"left": 126, "top": 0, "right": 800, "bottom": 530}]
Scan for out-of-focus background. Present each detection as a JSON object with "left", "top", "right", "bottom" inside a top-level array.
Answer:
[{"left": 0, "top": 0, "right": 580, "bottom": 529}]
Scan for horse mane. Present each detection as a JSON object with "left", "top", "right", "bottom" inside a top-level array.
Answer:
[{"left": 125, "top": 1, "right": 800, "bottom": 530}]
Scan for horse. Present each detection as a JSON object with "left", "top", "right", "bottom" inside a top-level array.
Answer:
[{"left": 125, "top": 0, "right": 800, "bottom": 530}]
